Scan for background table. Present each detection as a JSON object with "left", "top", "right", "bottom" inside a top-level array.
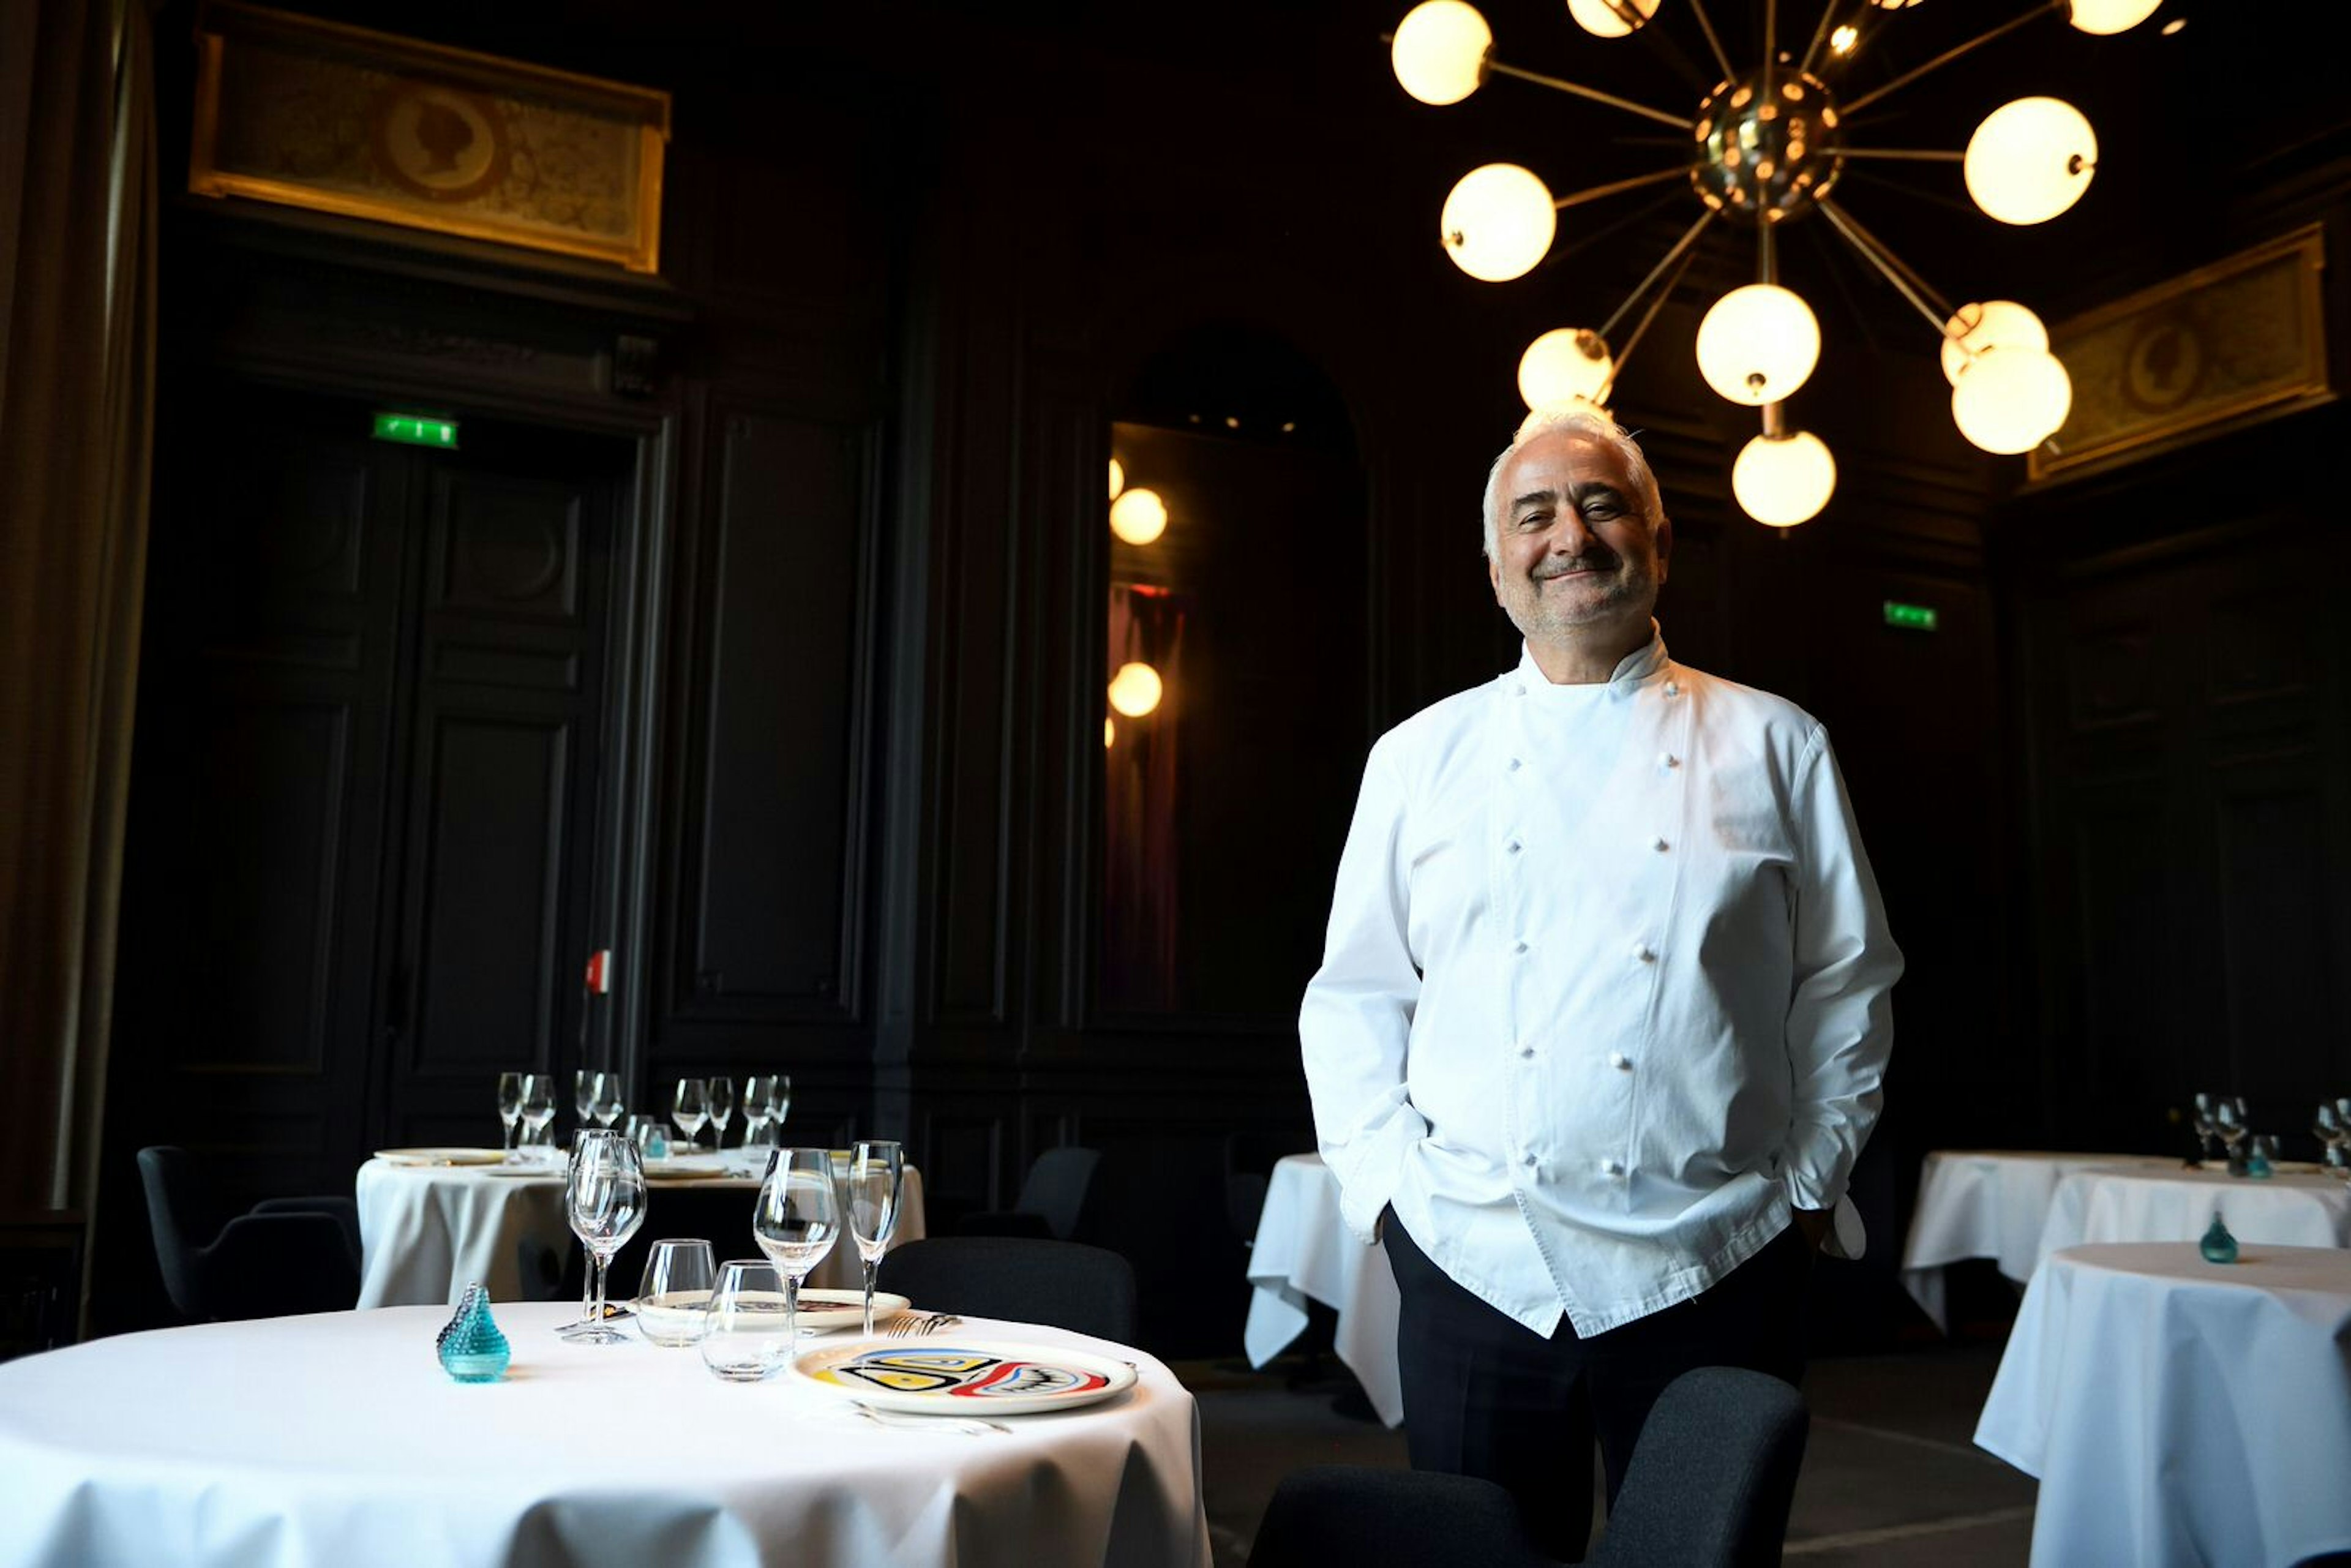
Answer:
[
  {"left": 358, "top": 1156, "right": 927, "bottom": 1308},
  {"left": 1897, "top": 1150, "right": 2178, "bottom": 1332},
  {"left": 0, "top": 1300, "right": 1205, "bottom": 1568},
  {"left": 2033, "top": 1167, "right": 2351, "bottom": 1271},
  {"left": 1976, "top": 1242, "right": 2351, "bottom": 1568},
  {"left": 1242, "top": 1152, "right": 1403, "bottom": 1427}
]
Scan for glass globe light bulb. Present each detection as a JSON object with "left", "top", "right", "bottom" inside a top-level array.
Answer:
[
  {"left": 1108, "top": 457, "right": 1124, "bottom": 501},
  {"left": 1951, "top": 345, "right": 2074, "bottom": 454},
  {"left": 1517, "top": 328, "right": 1614, "bottom": 411},
  {"left": 1732, "top": 429, "right": 1835, "bottom": 527},
  {"left": 1965, "top": 97, "right": 2097, "bottom": 225},
  {"left": 1695, "top": 283, "right": 1821, "bottom": 405},
  {"left": 2067, "top": 0, "right": 2162, "bottom": 34},
  {"left": 1940, "top": 300, "right": 2050, "bottom": 386},
  {"left": 1108, "top": 487, "right": 1168, "bottom": 546},
  {"left": 1391, "top": 1, "right": 1492, "bottom": 106},
  {"left": 1104, "top": 717, "right": 1116, "bottom": 749},
  {"left": 1567, "top": 0, "right": 1659, "bottom": 38},
  {"left": 1108, "top": 662, "right": 1163, "bottom": 718},
  {"left": 1440, "top": 163, "right": 1557, "bottom": 282}
]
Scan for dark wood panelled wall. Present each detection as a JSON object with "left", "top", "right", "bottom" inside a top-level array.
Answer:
[{"left": 86, "top": 0, "right": 2351, "bottom": 1343}]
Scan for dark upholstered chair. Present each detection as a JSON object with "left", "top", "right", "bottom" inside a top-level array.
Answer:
[
  {"left": 137, "top": 1146, "right": 363, "bottom": 1322},
  {"left": 1247, "top": 1366, "right": 1810, "bottom": 1568},
  {"left": 956, "top": 1146, "right": 1100, "bottom": 1241},
  {"left": 877, "top": 1236, "right": 1138, "bottom": 1343}
]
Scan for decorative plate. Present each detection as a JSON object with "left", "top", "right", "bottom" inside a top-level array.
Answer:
[{"left": 790, "top": 1338, "right": 1138, "bottom": 1416}]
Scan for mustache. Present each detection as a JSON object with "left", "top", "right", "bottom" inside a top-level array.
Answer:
[{"left": 1533, "top": 552, "right": 1621, "bottom": 579}]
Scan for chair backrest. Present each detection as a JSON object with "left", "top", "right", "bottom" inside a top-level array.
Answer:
[
  {"left": 1248, "top": 1466, "right": 1552, "bottom": 1568},
  {"left": 137, "top": 1146, "right": 218, "bottom": 1319},
  {"left": 877, "top": 1236, "right": 1138, "bottom": 1342},
  {"left": 1588, "top": 1365, "right": 1810, "bottom": 1568},
  {"left": 1014, "top": 1146, "right": 1100, "bottom": 1241}
]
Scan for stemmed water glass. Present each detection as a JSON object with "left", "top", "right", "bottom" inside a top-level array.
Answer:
[
  {"left": 572, "top": 1070, "right": 599, "bottom": 1138},
  {"left": 673, "top": 1078, "right": 710, "bottom": 1153},
  {"left": 740, "top": 1076, "right": 774, "bottom": 1151},
  {"left": 2314, "top": 1101, "right": 2351, "bottom": 1180},
  {"left": 2213, "top": 1095, "right": 2251, "bottom": 1171},
  {"left": 497, "top": 1071, "right": 525, "bottom": 1161},
  {"left": 847, "top": 1140, "right": 904, "bottom": 1338},
  {"left": 518, "top": 1074, "right": 557, "bottom": 1164},
  {"left": 590, "top": 1072, "right": 626, "bottom": 1130},
  {"left": 751, "top": 1147, "right": 841, "bottom": 1350},
  {"left": 563, "top": 1128, "right": 647, "bottom": 1345},
  {"left": 707, "top": 1076, "right": 736, "bottom": 1150},
  {"left": 766, "top": 1075, "right": 792, "bottom": 1143},
  {"left": 2189, "top": 1092, "right": 2221, "bottom": 1166}
]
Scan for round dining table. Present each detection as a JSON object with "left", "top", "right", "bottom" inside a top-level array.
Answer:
[
  {"left": 0, "top": 1300, "right": 1208, "bottom": 1568},
  {"left": 356, "top": 1152, "right": 927, "bottom": 1308},
  {"left": 1975, "top": 1242, "right": 2351, "bottom": 1568},
  {"left": 2031, "top": 1165, "right": 2350, "bottom": 1270}
]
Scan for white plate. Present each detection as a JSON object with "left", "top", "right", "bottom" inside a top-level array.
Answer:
[
  {"left": 482, "top": 1165, "right": 555, "bottom": 1179},
  {"left": 792, "top": 1337, "right": 1137, "bottom": 1416},
  {"left": 645, "top": 1161, "right": 727, "bottom": 1182},
  {"left": 375, "top": 1147, "right": 507, "bottom": 1168},
  {"left": 793, "top": 1288, "right": 912, "bottom": 1332}
]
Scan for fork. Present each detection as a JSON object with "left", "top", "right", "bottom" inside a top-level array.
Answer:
[
  {"left": 853, "top": 1403, "right": 1007, "bottom": 1437},
  {"left": 884, "top": 1311, "right": 963, "bottom": 1337}
]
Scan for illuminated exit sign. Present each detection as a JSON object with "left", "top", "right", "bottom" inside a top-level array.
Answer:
[
  {"left": 372, "top": 412, "right": 458, "bottom": 449},
  {"left": 1883, "top": 601, "right": 1938, "bottom": 632}
]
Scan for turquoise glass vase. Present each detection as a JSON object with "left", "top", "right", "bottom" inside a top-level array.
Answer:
[
  {"left": 437, "top": 1283, "right": 512, "bottom": 1381},
  {"left": 2198, "top": 1210, "right": 2238, "bottom": 1266}
]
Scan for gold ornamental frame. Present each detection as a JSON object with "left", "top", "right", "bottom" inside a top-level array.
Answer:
[
  {"left": 189, "top": 2, "right": 670, "bottom": 273},
  {"left": 2028, "top": 225, "right": 2331, "bottom": 483}
]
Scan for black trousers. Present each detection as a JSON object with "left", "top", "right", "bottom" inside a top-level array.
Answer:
[{"left": 1384, "top": 1212, "right": 1812, "bottom": 1561}]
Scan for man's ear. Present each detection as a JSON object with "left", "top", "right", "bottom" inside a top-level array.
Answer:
[
  {"left": 1654, "top": 512, "right": 1673, "bottom": 585},
  {"left": 1487, "top": 552, "right": 1503, "bottom": 606}
]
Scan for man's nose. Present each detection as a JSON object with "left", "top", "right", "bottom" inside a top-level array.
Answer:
[{"left": 1544, "top": 508, "right": 1595, "bottom": 554}]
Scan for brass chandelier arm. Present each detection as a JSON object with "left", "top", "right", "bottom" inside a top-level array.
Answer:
[
  {"left": 1814, "top": 197, "right": 1954, "bottom": 338},
  {"left": 1679, "top": 0, "right": 1738, "bottom": 82},
  {"left": 1483, "top": 59, "right": 1687, "bottom": 130},
  {"left": 1552, "top": 164, "right": 1694, "bottom": 211},
  {"left": 1796, "top": 0, "right": 1855, "bottom": 82},
  {"left": 1597, "top": 238, "right": 1704, "bottom": 403},
  {"left": 1598, "top": 207, "right": 1719, "bottom": 345},
  {"left": 1842, "top": 2, "right": 2061, "bottom": 117}
]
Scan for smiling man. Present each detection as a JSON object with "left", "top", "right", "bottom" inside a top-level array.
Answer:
[{"left": 1299, "top": 405, "right": 1902, "bottom": 1556}]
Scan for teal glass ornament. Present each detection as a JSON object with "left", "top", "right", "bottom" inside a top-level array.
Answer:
[
  {"left": 2246, "top": 1139, "right": 2274, "bottom": 1180},
  {"left": 2198, "top": 1210, "right": 2238, "bottom": 1266},
  {"left": 437, "top": 1283, "right": 511, "bottom": 1381}
]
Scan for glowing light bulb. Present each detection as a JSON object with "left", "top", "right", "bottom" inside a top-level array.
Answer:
[
  {"left": 1391, "top": 0, "right": 1493, "bottom": 105},
  {"left": 1517, "top": 328, "right": 1614, "bottom": 410},
  {"left": 1695, "top": 284, "right": 1821, "bottom": 405},
  {"left": 1109, "top": 487, "right": 1168, "bottom": 546},
  {"left": 1108, "top": 662, "right": 1164, "bottom": 718},
  {"left": 1440, "top": 163, "right": 1556, "bottom": 282},
  {"left": 1566, "top": 0, "right": 1659, "bottom": 38},
  {"left": 1951, "top": 345, "right": 2073, "bottom": 454},
  {"left": 1940, "top": 301, "right": 2050, "bottom": 386},
  {"left": 1732, "top": 429, "right": 1836, "bottom": 527},
  {"left": 1965, "top": 98, "right": 2097, "bottom": 225},
  {"left": 1108, "top": 457, "right": 1125, "bottom": 500},
  {"left": 2067, "top": 0, "right": 2162, "bottom": 34}
]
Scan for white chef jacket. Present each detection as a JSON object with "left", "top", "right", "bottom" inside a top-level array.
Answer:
[{"left": 1299, "top": 628, "right": 1900, "bottom": 1338}]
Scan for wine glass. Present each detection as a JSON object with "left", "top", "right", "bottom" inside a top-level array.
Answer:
[
  {"left": 740, "top": 1075, "right": 774, "bottom": 1150},
  {"left": 707, "top": 1076, "right": 736, "bottom": 1150},
  {"left": 751, "top": 1147, "right": 841, "bottom": 1350},
  {"left": 2314, "top": 1102, "right": 2350, "bottom": 1180},
  {"left": 563, "top": 1128, "right": 647, "bottom": 1345},
  {"left": 518, "top": 1074, "right": 557, "bottom": 1165},
  {"left": 673, "top": 1078, "right": 710, "bottom": 1152},
  {"left": 497, "top": 1071, "right": 525, "bottom": 1161},
  {"left": 847, "top": 1140, "right": 904, "bottom": 1337},
  {"left": 590, "top": 1072, "right": 626, "bottom": 1130},
  {"left": 767, "top": 1074, "right": 792, "bottom": 1144},
  {"left": 572, "top": 1069, "right": 598, "bottom": 1136},
  {"left": 2189, "top": 1092, "right": 2219, "bottom": 1166},
  {"left": 2213, "top": 1096, "right": 2250, "bottom": 1171}
]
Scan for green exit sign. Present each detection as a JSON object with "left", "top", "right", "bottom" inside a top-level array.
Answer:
[
  {"left": 373, "top": 412, "right": 459, "bottom": 449},
  {"left": 1883, "top": 601, "right": 1938, "bottom": 632}
]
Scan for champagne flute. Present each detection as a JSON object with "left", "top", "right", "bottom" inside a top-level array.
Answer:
[
  {"left": 563, "top": 1128, "right": 647, "bottom": 1345},
  {"left": 847, "top": 1140, "right": 904, "bottom": 1337},
  {"left": 497, "top": 1071, "right": 525, "bottom": 1161},
  {"left": 519, "top": 1074, "right": 557, "bottom": 1165},
  {"left": 673, "top": 1078, "right": 710, "bottom": 1152},
  {"left": 751, "top": 1148, "right": 840, "bottom": 1351},
  {"left": 707, "top": 1076, "right": 736, "bottom": 1150}
]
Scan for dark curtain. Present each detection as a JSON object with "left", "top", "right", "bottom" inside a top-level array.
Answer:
[
  {"left": 1101, "top": 583, "right": 1187, "bottom": 1011},
  {"left": 0, "top": 0, "right": 159, "bottom": 1286}
]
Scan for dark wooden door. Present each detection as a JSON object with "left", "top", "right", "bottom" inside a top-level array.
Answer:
[{"left": 108, "top": 382, "right": 626, "bottom": 1236}]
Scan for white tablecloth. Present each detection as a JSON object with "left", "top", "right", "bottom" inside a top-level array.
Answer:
[
  {"left": 0, "top": 1300, "right": 1208, "bottom": 1568},
  {"left": 1897, "top": 1150, "right": 2178, "bottom": 1331},
  {"left": 2033, "top": 1167, "right": 2351, "bottom": 1270},
  {"left": 358, "top": 1156, "right": 928, "bottom": 1308},
  {"left": 1242, "top": 1152, "right": 1404, "bottom": 1428},
  {"left": 1976, "top": 1243, "right": 2351, "bottom": 1568}
]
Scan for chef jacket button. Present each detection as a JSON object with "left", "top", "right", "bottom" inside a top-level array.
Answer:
[
  {"left": 1519, "top": 1043, "right": 1535, "bottom": 1059},
  {"left": 1513, "top": 683, "right": 1527, "bottom": 697},
  {"left": 1600, "top": 1159, "right": 1624, "bottom": 1177},
  {"left": 1507, "top": 756, "right": 1523, "bottom": 771},
  {"left": 1665, "top": 680, "right": 1680, "bottom": 697},
  {"left": 1506, "top": 839, "right": 1522, "bottom": 855},
  {"left": 1632, "top": 942, "right": 1655, "bottom": 963},
  {"left": 1522, "top": 1151, "right": 1540, "bottom": 1168},
  {"left": 1607, "top": 1051, "right": 1631, "bottom": 1070},
  {"left": 1652, "top": 836, "right": 1670, "bottom": 853},
  {"left": 1658, "top": 751, "right": 1679, "bottom": 770},
  {"left": 1513, "top": 939, "right": 1530, "bottom": 956}
]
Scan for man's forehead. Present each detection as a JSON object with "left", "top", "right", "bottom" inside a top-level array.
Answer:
[{"left": 1504, "top": 432, "right": 1640, "bottom": 502}]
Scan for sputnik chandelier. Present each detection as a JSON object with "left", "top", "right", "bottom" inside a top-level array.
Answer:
[{"left": 1389, "top": 0, "right": 2166, "bottom": 525}]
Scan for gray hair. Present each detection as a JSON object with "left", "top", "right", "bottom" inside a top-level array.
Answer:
[{"left": 1480, "top": 405, "right": 1664, "bottom": 563}]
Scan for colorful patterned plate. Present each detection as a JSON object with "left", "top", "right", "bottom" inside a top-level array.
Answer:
[
  {"left": 791, "top": 1338, "right": 1138, "bottom": 1416},
  {"left": 374, "top": 1147, "right": 508, "bottom": 1168}
]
